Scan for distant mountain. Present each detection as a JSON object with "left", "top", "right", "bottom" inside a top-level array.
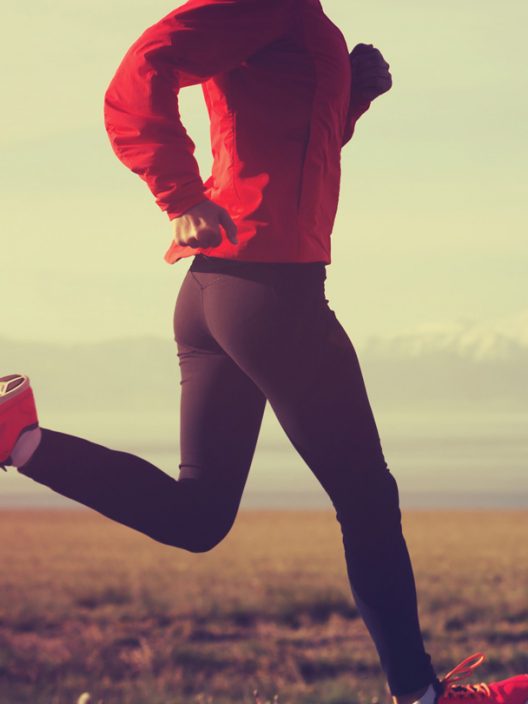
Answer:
[
  {"left": 2, "top": 324, "right": 526, "bottom": 510},
  {"left": 361, "top": 316, "right": 528, "bottom": 411},
  {"left": 0, "top": 335, "right": 180, "bottom": 413},
  {"left": 365, "top": 312, "right": 528, "bottom": 359},
  {"left": 1, "top": 314, "right": 527, "bottom": 415}
]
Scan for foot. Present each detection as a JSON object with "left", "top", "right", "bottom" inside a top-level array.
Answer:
[
  {"left": 0, "top": 374, "right": 39, "bottom": 470},
  {"left": 432, "top": 652, "right": 528, "bottom": 704}
]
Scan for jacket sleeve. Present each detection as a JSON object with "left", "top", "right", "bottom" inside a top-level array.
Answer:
[
  {"left": 342, "top": 53, "right": 372, "bottom": 147},
  {"left": 342, "top": 98, "right": 371, "bottom": 146},
  {"left": 103, "top": 0, "right": 295, "bottom": 219}
]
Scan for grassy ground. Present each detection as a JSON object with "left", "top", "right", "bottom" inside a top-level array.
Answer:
[{"left": 0, "top": 509, "right": 526, "bottom": 704}]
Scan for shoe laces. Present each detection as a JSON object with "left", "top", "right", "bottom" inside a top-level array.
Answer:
[{"left": 439, "top": 653, "right": 492, "bottom": 700}]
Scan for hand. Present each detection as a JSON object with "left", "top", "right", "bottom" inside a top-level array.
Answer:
[
  {"left": 171, "top": 198, "right": 238, "bottom": 249},
  {"left": 349, "top": 43, "right": 392, "bottom": 103}
]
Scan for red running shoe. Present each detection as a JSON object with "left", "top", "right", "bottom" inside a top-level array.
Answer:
[
  {"left": 432, "top": 652, "right": 528, "bottom": 704},
  {"left": 0, "top": 374, "right": 39, "bottom": 470}
]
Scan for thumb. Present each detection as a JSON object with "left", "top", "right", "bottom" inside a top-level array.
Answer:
[{"left": 218, "top": 207, "right": 238, "bottom": 245}]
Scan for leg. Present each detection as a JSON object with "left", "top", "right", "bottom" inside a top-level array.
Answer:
[
  {"left": 17, "top": 269, "right": 266, "bottom": 551},
  {"left": 195, "top": 259, "right": 440, "bottom": 697}
]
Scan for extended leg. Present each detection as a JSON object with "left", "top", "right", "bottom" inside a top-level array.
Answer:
[{"left": 199, "top": 265, "right": 440, "bottom": 696}]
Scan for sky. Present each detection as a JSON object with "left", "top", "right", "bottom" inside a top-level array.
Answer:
[
  {"left": 1, "top": 0, "right": 527, "bottom": 347},
  {"left": 1, "top": 1, "right": 527, "bottom": 509}
]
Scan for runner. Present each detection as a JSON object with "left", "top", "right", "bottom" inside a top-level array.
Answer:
[{"left": 1, "top": 1, "right": 527, "bottom": 702}]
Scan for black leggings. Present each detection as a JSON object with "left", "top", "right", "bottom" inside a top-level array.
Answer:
[{"left": 19, "top": 253, "right": 440, "bottom": 696}]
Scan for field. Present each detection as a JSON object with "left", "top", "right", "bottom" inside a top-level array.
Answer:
[{"left": 0, "top": 509, "right": 526, "bottom": 704}]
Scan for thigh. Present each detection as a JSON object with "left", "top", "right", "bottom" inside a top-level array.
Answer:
[
  {"left": 198, "top": 266, "right": 388, "bottom": 498},
  {"left": 173, "top": 269, "right": 267, "bottom": 502}
]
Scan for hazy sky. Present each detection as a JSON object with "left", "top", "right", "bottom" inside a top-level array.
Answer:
[{"left": 2, "top": 0, "right": 526, "bottom": 345}]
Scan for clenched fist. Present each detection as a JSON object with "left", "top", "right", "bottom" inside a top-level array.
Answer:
[
  {"left": 349, "top": 43, "right": 392, "bottom": 103},
  {"left": 171, "top": 198, "right": 238, "bottom": 249}
]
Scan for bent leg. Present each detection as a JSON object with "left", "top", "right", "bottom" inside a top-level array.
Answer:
[
  {"left": 18, "top": 427, "right": 209, "bottom": 549},
  {"left": 18, "top": 270, "right": 266, "bottom": 551}
]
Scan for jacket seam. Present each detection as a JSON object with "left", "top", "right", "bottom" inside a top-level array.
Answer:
[
  {"left": 231, "top": 110, "right": 241, "bottom": 202},
  {"left": 295, "top": 2, "right": 317, "bottom": 262},
  {"left": 230, "top": 0, "right": 299, "bottom": 207}
]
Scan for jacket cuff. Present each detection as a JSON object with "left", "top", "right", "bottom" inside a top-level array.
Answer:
[
  {"left": 163, "top": 182, "right": 208, "bottom": 220},
  {"left": 349, "top": 97, "right": 371, "bottom": 122}
]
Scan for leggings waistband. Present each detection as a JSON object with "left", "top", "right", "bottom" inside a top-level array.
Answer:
[{"left": 190, "top": 253, "right": 327, "bottom": 279}]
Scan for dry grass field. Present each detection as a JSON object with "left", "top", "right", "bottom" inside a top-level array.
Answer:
[{"left": 0, "top": 509, "right": 526, "bottom": 704}]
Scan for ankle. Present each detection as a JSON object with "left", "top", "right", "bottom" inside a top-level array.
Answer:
[
  {"left": 392, "top": 684, "right": 430, "bottom": 704},
  {"left": 11, "top": 426, "right": 42, "bottom": 468}
]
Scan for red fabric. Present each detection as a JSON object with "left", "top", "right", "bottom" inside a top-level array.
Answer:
[
  {"left": 0, "top": 385, "right": 39, "bottom": 466},
  {"left": 103, "top": 0, "right": 371, "bottom": 264}
]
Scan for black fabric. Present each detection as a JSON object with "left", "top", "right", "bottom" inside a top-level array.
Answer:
[{"left": 19, "top": 253, "right": 439, "bottom": 695}]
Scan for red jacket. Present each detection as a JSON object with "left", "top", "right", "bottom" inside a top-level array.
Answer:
[{"left": 103, "top": 0, "right": 371, "bottom": 265}]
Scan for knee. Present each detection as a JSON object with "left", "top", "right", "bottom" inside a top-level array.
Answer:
[
  {"left": 183, "top": 529, "right": 228, "bottom": 554},
  {"left": 333, "top": 467, "right": 402, "bottom": 529},
  {"left": 165, "top": 515, "right": 236, "bottom": 553},
  {"left": 153, "top": 479, "right": 240, "bottom": 552}
]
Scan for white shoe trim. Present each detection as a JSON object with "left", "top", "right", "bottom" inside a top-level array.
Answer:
[{"left": 0, "top": 374, "right": 29, "bottom": 402}]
